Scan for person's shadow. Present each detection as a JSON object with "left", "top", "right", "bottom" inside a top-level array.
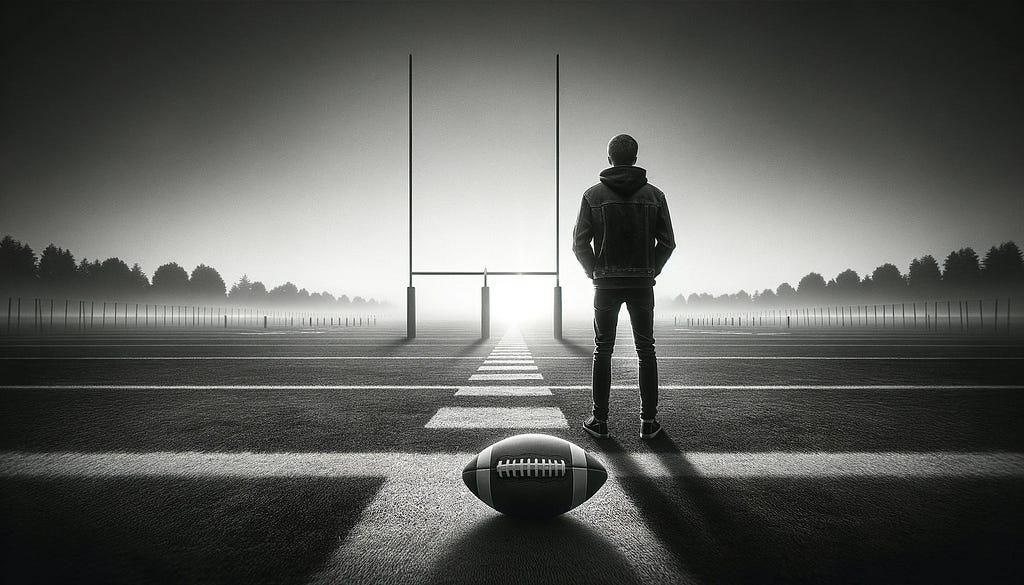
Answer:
[
  {"left": 599, "top": 434, "right": 773, "bottom": 585},
  {"left": 555, "top": 337, "right": 592, "bottom": 357}
]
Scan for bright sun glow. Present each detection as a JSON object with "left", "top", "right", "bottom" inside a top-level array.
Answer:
[{"left": 489, "top": 279, "right": 553, "bottom": 325}]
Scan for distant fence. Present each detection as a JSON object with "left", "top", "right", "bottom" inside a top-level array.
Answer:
[
  {"left": 673, "top": 298, "right": 1016, "bottom": 335},
  {"left": 3, "top": 296, "right": 385, "bottom": 334}
]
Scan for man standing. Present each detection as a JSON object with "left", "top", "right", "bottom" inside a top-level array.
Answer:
[{"left": 573, "top": 134, "right": 676, "bottom": 439}]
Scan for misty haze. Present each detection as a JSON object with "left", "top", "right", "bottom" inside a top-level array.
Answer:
[{"left": 1, "top": 2, "right": 1022, "bottom": 585}]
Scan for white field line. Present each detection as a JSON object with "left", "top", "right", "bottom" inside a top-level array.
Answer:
[
  {"left": 424, "top": 407, "right": 568, "bottom": 428},
  {"left": 2, "top": 384, "right": 1022, "bottom": 391},
  {"left": 482, "top": 360, "right": 535, "bottom": 364},
  {"left": 454, "top": 386, "right": 552, "bottom": 396},
  {"left": 475, "top": 365, "right": 539, "bottom": 371},
  {"left": 3, "top": 356, "right": 1020, "bottom": 361},
  {"left": 2, "top": 451, "right": 1022, "bottom": 479},
  {"left": 468, "top": 373, "right": 544, "bottom": 381},
  {"left": 8, "top": 341, "right": 1020, "bottom": 348}
]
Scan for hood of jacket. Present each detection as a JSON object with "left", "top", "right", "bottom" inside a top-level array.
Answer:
[{"left": 599, "top": 165, "right": 648, "bottom": 196}]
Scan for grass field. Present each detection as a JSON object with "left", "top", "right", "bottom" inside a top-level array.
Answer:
[{"left": 1, "top": 318, "right": 1022, "bottom": 584}]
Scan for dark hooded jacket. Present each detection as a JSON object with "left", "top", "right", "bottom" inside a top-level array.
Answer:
[{"left": 572, "top": 165, "right": 675, "bottom": 288}]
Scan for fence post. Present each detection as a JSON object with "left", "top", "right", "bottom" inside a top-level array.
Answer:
[
  {"left": 994, "top": 299, "right": 998, "bottom": 333},
  {"left": 6, "top": 297, "right": 11, "bottom": 334},
  {"left": 264, "top": 315, "right": 267, "bottom": 329}
]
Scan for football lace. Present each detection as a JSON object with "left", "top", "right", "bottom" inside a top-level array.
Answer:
[{"left": 496, "top": 458, "right": 567, "bottom": 478}]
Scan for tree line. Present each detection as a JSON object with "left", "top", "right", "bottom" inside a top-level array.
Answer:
[
  {"left": 0, "top": 235, "right": 384, "bottom": 309},
  {"left": 673, "top": 241, "right": 1023, "bottom": 309}
]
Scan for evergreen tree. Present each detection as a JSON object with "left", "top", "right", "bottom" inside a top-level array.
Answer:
[
  {"left": 0, "top": 235, "right": 37, "bottom": 292},
  {"left": 38, "top": 244, "right": 77, "bottom": 291},
  {"left": 981, "top": 241, "right": 1024, "bottom": 294},
  {"left": 228, "top": 275, "right": 253, "bottom": 300},
  {"left": 129, "top": 263, "right": 150, "bottom": 295},
  {"left": 942, "top": 248, "right": 981, "bottom": 296},
  {"left": 907, "top": 255, "right": 941, "bottom": 298}
]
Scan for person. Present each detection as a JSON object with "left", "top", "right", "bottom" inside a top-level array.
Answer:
[{"left": 572, "top": 134, "right": 676, "bottom": 440}]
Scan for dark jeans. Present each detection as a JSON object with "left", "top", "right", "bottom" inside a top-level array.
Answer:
[{"left": 592, "top": 287, "right": 658, "bottom": 420}]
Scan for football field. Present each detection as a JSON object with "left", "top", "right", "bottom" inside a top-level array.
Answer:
[{"left": 2, "top": 319, "right": 1023, "bottom": 584}]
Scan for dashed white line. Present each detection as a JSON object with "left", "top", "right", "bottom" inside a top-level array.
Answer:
[
  {"left": 454, "top": 386, "right": 553, "bottom": 396},
  {"left": 424, "top": 407, "right": 569, "bottom": 428},
  {"left": 468, "top": 373, "right": 544, "bottom": 381}
]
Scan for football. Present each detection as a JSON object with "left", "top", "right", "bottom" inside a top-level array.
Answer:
[{"left": 462, "top": 433, "right": 608, "bottom": 517}]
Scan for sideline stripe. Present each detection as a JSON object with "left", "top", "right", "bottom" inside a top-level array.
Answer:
[
  {"left": 425, "top": 407, "right": 567, "bottom": 428},
  {"left": 4, "top": 343, "right": 1015, "bottom": 348},
  {"left": 469, "top": 373, "right": 544, "bottom": 381},
  {"left": 2, "top": 384, "right": 1021, "bottom": 391},
  {"left": 454, "top": 386, "right": 552, "bottom": 396},
  {"left": 2, "top": 451, "right": 1021, "bottom": 478},
  {"left": 3, "top": 356, "right": 1020, "bottom": 361}
]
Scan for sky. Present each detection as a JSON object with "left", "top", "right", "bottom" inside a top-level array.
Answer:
[{"left": 2, "top": 1, "right": 1022, "bottom": 320}]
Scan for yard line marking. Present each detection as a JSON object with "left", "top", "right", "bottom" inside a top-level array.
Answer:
[
  {"left": 2, "top": 451, "right": 1021, "bottom": 479},
  {"left": 0, "top": 356, "right": 491, "bottom": 360},
  {"left": 3, "top": 356, "right": 1021, "bottom": 361},
  {"left": 469, "top": 373, "right": 545, "bottom": 381},
  {"left": 0, "top": 385, "right": 464, "bottom": 390},
  {"left": 454, "top": 386, "right": 553, "bottom": 396},
  {"left": 482, "top": 360, "right": 535, "bottom": 364},
  {"left": 2, "top": 384, "right": 1022, "bottom": 391},
  {"left": 549, "top": 384, "right": 1024, "bottom": 390},
  {"left": 475, "top": 365, "right": 539, "bottom": 371},
  {"left": 425, "top": 407, "right": 568, "bottom": 428}
]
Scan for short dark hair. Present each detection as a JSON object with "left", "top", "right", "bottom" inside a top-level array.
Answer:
[{"left": 607, "top": 134, "right": 638, "bottom": 165}]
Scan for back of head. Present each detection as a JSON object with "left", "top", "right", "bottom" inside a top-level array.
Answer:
[{"left": 607, "top": 134, "right": 638, "bottom": 166}]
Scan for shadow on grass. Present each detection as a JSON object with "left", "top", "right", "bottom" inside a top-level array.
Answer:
[
  {"left": 556, "top": 337, "right": 593, "bottom": 357},
  {"left": 427, "top": 514, "right": 639, "bottom": 584},
  {"left": 454, "top": 338, "right": 488, "bottom": 357},
  {"left": 0, "top": 476, "right": 385, "bottom": 585},
  {"left": 603, "top": 432, "right": 1024, "bottom": 584},
  {"left": 602, "top": 434, "right": 762, "bottom": 584}
]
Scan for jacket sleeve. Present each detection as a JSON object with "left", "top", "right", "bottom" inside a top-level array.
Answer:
[
  {"left": 572, "top": 196, "right": 596, "bottom": 279},
  {"left": 653, "top": 193, "right": 676, "bottom": 277}
]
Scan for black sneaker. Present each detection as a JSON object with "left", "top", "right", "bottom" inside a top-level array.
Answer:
[
  {"left": 583, "top": 416, "right": 609, "bottom": 439},
  {"left": 640, "top": 419, "right": 662, "bottom": 439}
]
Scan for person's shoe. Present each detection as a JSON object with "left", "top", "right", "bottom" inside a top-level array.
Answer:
[
  {"left": 640, "top": 419, "right": 662, "bottom": 440},
  {"left": 583, "top": 416, "right": 609, "bottom": 439}
]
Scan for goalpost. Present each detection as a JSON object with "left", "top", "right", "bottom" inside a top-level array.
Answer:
[{"left": 406, "top": 54, "right": 562, "bottom": 340}]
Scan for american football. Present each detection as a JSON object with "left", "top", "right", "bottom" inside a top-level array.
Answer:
[{"left": 463, "top": 433, "right": 608, "bottom": 517}]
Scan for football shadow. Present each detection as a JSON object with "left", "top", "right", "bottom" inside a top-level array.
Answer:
[{"left": 426, "top": 514, "right": 640, "bottom": 584}]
